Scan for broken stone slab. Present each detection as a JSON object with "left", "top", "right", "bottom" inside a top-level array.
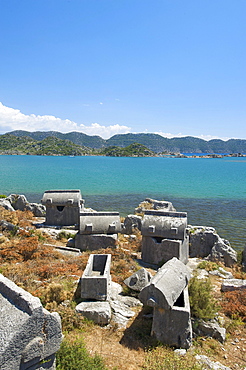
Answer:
[
  {"left": 124, "top": 268, "right": 152, "bottom": 292},
  {"left": 139, "top": 257, "right": 191, "bottom": 310},
  {"left": 74, "top": 233, "right": 117, "bottom": 250},
  {"left": 81, "top": 254, "right": 111, "bottom": 301},
  {"left": 123, "top": 214, "right": 142, "bottom": 234},
  {"left": 221, "top": 279, "right": 246, "bottom": 292},
  {"left": 110, "top": 300, "right": 136, "bottom": 328},
  {"left": 209, "top": 267, "right": 233, "bottom": 279},
  {"left": 151, "top": 286, "right": 192, "bottom": 349},
  {"left": 192, "top": 319, "right": 226, "bottom": 343},
  {"left": 0, "top": 220, "right": 17, "bottom": 232},
  {"left": 0, "top": 274, "right": 62, "bottom": 370},
  {"left": 75, "top": 301, "right": 111, "bottom": 325},
  {"left": 195, "top": 355, "right": 231, "bottom": 370},
  {"left": 6, "top": 194, "right": 29, "bottom": 211},
  {"left": 209, "top": 238, "right": 237, "bottom": 267}
]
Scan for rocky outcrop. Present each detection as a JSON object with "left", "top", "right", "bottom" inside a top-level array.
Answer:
[
  {"left": 5, "top": 194, "right": 46, "bottom": 217},
  {"left": 188, "top": 226, "right": 237, "bottom": 267}
]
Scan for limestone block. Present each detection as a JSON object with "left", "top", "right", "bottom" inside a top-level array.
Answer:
[
  {"left": 151, "top": 287, "right": 192, "bottom": 349},
  {"left": 192, "top": 319, "right": 226, "bottom": 343},
  {"left": 209, "top": 238, "right": 237, "bottom": 267},
  {"left": 141, "top": 236, "right": 189, "bottom": 265},
  {"left": 188, "top": 226, "right": 218, "bottom": 258},
  {"left": 123, "top": 214, "right": 142, "bottom": 234},
  {"left": 79, "top": 212, "right": 122, "bottom": 235},
  {"left": 0, "top": 199, "right": 15, "bottom": 212},
  {"left": 221, "top": 279, "right": 246, "bottom": 292},
  {"left": 81, "top": 254, "right": 111, "bottom": 301},
  {"left": 124, "top": 268, "right": 152, "bottom": 292},
  {"left": 139, "top": 257, "right": 191, "bottom": 310},
  {"left": 75, "top": 233, "right": 117, "bottom": 251},
  {"left": 0, "top": 274, "right": 62, "bottom": 370},
  {"left": 76, "top": 301, "right": 111, "bottom": 325}
]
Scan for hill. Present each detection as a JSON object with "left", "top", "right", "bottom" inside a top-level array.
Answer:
[
  {"left": 0, "top": 134, "right": 94, "bottom": 156},
  {"left": 4, "top": 130, "right": 246, "bottom": 154}
]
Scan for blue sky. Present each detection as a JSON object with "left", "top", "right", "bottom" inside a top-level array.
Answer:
[{"left": 0, "top": 0, "right": 245, "bottom": 140}]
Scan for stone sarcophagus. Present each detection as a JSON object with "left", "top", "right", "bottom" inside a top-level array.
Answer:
[
  {"left": 75, "top": 212, "right": 122, "bottom": 250},
  {"left": 141, "top": 210, "right": 189, "bottom": 265},
  {"left": 81, "top": 254, "right": 111, "bottom": 301},
  {"left": 0, "top": 274, "right": 62, "bottom": 370},
  {"left": 139, "top": 257, "right": 192, "bottom": 349},
  {"left": 41, "top": 189, "right": 84, "bottom": 227}
]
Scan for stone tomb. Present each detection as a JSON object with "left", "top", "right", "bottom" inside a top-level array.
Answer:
[
  {"left": 41, "top": 189, "right": 84, "bottom": 227},
  {"left": 81, "top": 254, "right": 111, "bottom": 301},
  {"left": 139, "top": 257, "right": 192, "bottom": 349},
  {"left": 75, "top": 211, "right": 122, "bottom": 250},
  {"left": 141, "top": 210, "right": 189, "bottom": 265},
  {"left": 0, "top": 274, "right": 62, "bottom": 370}
]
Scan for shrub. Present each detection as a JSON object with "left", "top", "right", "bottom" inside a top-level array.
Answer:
[
  {"left": 56, "top": 335, "right": 106, "bottom": 370},
  {"left": 221, "top": 290, "right": 246, "bottom": 321},
  {"left": 0, "top": 194, "right": 7, "bottom": 198},
  {"left": 188, "top": 276, "right": 219, "bottom": 320}
]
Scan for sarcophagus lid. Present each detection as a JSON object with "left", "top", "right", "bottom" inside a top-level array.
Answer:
[
  {"left": 141, "top": 210, "right": 187, "bottom": 239},
  {"left": 79, "top": 212, "right": 122, "bottom": 234},
  {"left": 42, "top": 190, "right": 82, "bottom": 207}
]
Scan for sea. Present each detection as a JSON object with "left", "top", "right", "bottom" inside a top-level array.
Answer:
[{"left": 0, "top": 154, "right": 245, "bottom": 251}]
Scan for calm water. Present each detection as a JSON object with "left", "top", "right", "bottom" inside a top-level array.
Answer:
[{"left": 0, "top": 155, "right": 245, "bottom": 250}]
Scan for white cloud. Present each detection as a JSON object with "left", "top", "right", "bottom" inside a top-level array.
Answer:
[{"left": 0, "top": 102, "right": 131, "bottom": 139}]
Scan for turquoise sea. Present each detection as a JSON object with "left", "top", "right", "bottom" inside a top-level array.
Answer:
[{"left": 0, "top": 155, "right": 245, "bottom": 250}]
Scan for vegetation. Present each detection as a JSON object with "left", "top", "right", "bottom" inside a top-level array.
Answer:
[
  {"left": 100, "top": 143, "right": 156, "bottom": 157},
  {"left": 3, "top": 130, "right": 246, "bottom": 154},
  {"left": 56, "top": 335, "right": 107, "bottom": 370},
  {"left": 188, "top": 276, "right": 219, "bottom": 320}
]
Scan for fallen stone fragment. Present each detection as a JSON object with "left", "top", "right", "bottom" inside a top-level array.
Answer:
[
  {"left": 221, "top": 279, "right": 246, "bottom": 292},
  {"left": 75, "top": 301, "right": 111, "bottom": 325},
  {"left": 209, "top": 238, "right": 237, "bottom": 267},
  {"left": 124, "top": 268, "right": 152, "bottom": 292},
  {"left": 192, "top": 319, "right": 226, "bottom": 343},
  {"left": 195, "top": 354, "right": 231, "bottom": 370}
]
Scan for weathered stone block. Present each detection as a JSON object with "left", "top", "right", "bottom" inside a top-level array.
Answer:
[
  {"left": 81, "top": 254, "right": 111, "bottom": 301},
  {"left": 151, "top": 287, "right": 192, "bottom": 349},
  {"left": 74, "top": 233, "right": 117, "bottom": 250},
  {"left": 124, "top": 268, "right": 152, "bottom": 292},
  {"left": 79, "top": 212, "right": 122, "bottom": 235},
  {"left": 76, "top": 301, "right": 111, "bottom": 325},
  {"left": 0, "top": 274, "right": 62, "bottom": 370}
]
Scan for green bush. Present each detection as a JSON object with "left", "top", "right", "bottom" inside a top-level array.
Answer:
[
  {"left": 188, "top": 276, "right": 219, "bottom": 320},
  {"left": 56, "top": 336, "right": 107, "bottom": 370},
  {"left": 0, "top": 194, "right": 7, "bottom": 198}
]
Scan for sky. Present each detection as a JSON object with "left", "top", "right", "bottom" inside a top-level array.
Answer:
[{"left": 0, "top": 0, "right": 245, "bottom": 140}]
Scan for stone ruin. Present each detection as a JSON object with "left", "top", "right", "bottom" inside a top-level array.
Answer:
[
  {"left": 139, "top": 257, "right": 192, "bottom": 349},
  {"left": 141, "top": 210, "right": 189, "bottom": 265},
  {"left": 75, "top": 211, "right": 123, "bottom": 250},
  {"left": 81, "top": 254, "right": 111, "bottom": 301},
  {"left": 41, "top": 189, "right": 84, "bottom": 227},
  {"left": 0, "top": 274, "right": 62, "bottom": 370}
]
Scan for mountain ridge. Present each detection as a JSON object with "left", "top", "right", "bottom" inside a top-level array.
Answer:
[{"left": 4, "top": 130, "right": 246, "bottom": 154}]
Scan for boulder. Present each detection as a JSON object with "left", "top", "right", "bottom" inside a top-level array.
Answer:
[
  {"left": 188, "top": 226, "right": 218, "bottom": 258},
  {"left": 0, "top": 199, "right": 15, "bottom": 212},
  {"left": 124, "top": 268, "right": 152, "bottom": 292},
  {"left": 26, "top": 203, "right": 46, "bottom": 217},
  {"left": 7, "top": 194, "right": 28, "bottom": 211},
  {"left": 76, "top": 301, "right": 111, "bottom": 325},
  {"left": 192, "top": 319, "right": 226, "bottom": 343},
  {"left": 209, "top": 238, "right": 237, "bottom": 267},
  {"left": 0, "top": 220, "right": 17, "bottom": 232},
  {"left": 123, "top": 214, "right": 142, "bottom": 234}
]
